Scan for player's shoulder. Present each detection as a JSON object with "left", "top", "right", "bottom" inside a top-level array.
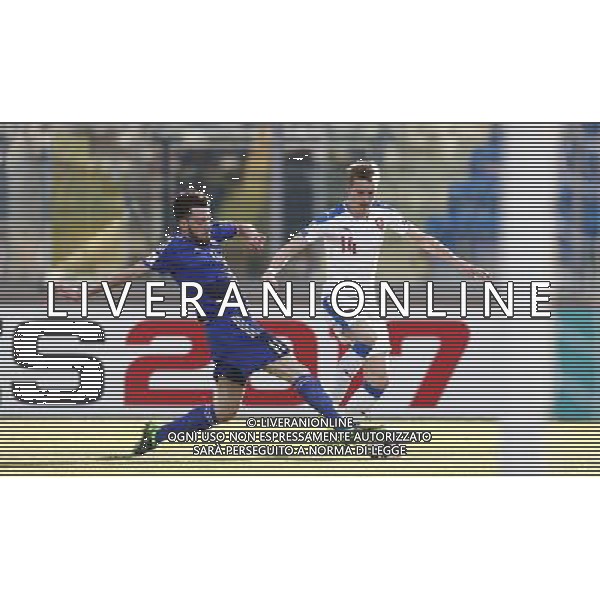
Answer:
[
  {"left": 154, "top": 233, "right": 177, "bottom": 249},
  {"left": 211, "top": 221, "right": 230, "bottom": 233},
  {"left": 158, "top": 232, "right": 195, "bottom": 255},
  {"left": 144, "top": 234, "right": 178, "bottom": 268},
  {"left": 162, "top": 233, "right": 187, "bottom": 249},
  {"left": 311, "top": 202, "right": 347, "bottom": 225},
  {"left": 297, "top": 204, "right": 346, "bottom": 240}
]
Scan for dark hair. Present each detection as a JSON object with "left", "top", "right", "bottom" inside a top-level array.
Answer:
[
  {"left": 173, "top": 191, "right": 210, "bottom": 222},
  {"left": 348, "top": 161, "right": 379, "bottom": 184}
]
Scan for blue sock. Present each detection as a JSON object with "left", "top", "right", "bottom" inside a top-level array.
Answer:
[
  {"left": 362, "top": 380, "right": 386, "bottom": 400},
  {"left": 156, "top": 405, "right": 217, "bottom": 443},
  {"left": 293, "top": 374, "right": 343, "bottom": 420},
  {"left": 351, "top": 341, "right": 373, "bottom": 358}
]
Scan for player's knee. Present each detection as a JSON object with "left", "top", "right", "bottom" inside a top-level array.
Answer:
[
  {"left": 363, "top": 377, "right": 388, "bottom": 399},
  {"left": 363, "top": 367, "right": 389, "bottom": 391},
  {"left": 270, "top": 357, "right": 308, "bottom": 382},
  {"left": 214, "top": 402, "right": 239, "bottom": 423},
  {"left": 215, "top": 395, "right": 241, "bottom": 424},
  {"left": 213, "top": 372, "right": 245, "bottom": 422},
  {"left": 378, "top": 376, "right": 389, "bottom": 390}
]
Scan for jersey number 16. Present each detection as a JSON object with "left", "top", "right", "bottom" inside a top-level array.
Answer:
[{"left": 341, "top": 236, "right": 357, "bottom": 254}]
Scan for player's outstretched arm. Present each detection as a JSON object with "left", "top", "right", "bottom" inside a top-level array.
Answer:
[
  {"left": 53, "top": 261, "right": 150, "bottom": 302},
  {"left": 407, "top": 226, "right": 491, "bottom": 280},
  {"left": 234, "top": 223, "right": 266, "bottom": 251},
  {"left": 262, "top": 236, "right": 312, "bottom": 284}
]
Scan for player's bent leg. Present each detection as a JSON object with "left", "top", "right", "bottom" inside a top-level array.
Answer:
[
  {"left": 332, "top": 317, "right": 392, "bottom": 423},
  {"left": 261, "top": 355, "right": 306, "bottom": 381},
  {"left": 131, "top": 374, "right": 245, "bottom": 456},
  {"left": 154, "top": 377, "right": 243, "bottom": 444},
  {"left": 335, "top": 321, "right": 379, "bottom": 379},
  {"left": 154, "top": 405, "right": 218, "bottom": 445},
  {"left": 212, "top": 377, "right": 245, "bottom": 423},
  {"left": 346, "top": 353, "right": 390, "bottom": 421},
  {"left": 263, "top": 356, "right": 345, "bottom": 421},
  {"left": 363, "top": 353, "right": 389, "bottom": 397}
]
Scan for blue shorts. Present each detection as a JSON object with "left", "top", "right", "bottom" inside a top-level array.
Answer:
[{"left": 204, "top": 314, "right": 290, "bottom": 385}]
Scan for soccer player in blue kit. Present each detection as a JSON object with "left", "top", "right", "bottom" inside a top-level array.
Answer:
[{"left": 56, "top": 189, "right": 346, "bottom": 456}]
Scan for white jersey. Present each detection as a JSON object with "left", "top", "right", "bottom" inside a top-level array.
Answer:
[{"left": 299, "top": 201, "right": 411, "bottom": 302}]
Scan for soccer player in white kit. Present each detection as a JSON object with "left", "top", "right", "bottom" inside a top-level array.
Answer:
[{"left": 263, "top": 161, "right": 489, "bottom": 420}]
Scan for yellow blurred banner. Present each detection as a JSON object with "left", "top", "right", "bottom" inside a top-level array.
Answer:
[
  {"left": 51, "top": 133, "right": 128, "bottom": 274},
  {"left": 219, "top": 126, "right": 272, "bottom": 223}
]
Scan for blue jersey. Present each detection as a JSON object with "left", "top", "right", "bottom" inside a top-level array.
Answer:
[
  {"left": 143, "top": 223, "right": 239, "bottom": 319},
  {"left": 143, "top": 222, "right": 289, "bottom": 383}
]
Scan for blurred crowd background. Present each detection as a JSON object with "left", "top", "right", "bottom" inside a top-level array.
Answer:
[
  {"left": 0, "top": 123, "right": 506, "bottom": 287},
  {"left": 0, "top": 122, "right": 596, "bottom": 293}
]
